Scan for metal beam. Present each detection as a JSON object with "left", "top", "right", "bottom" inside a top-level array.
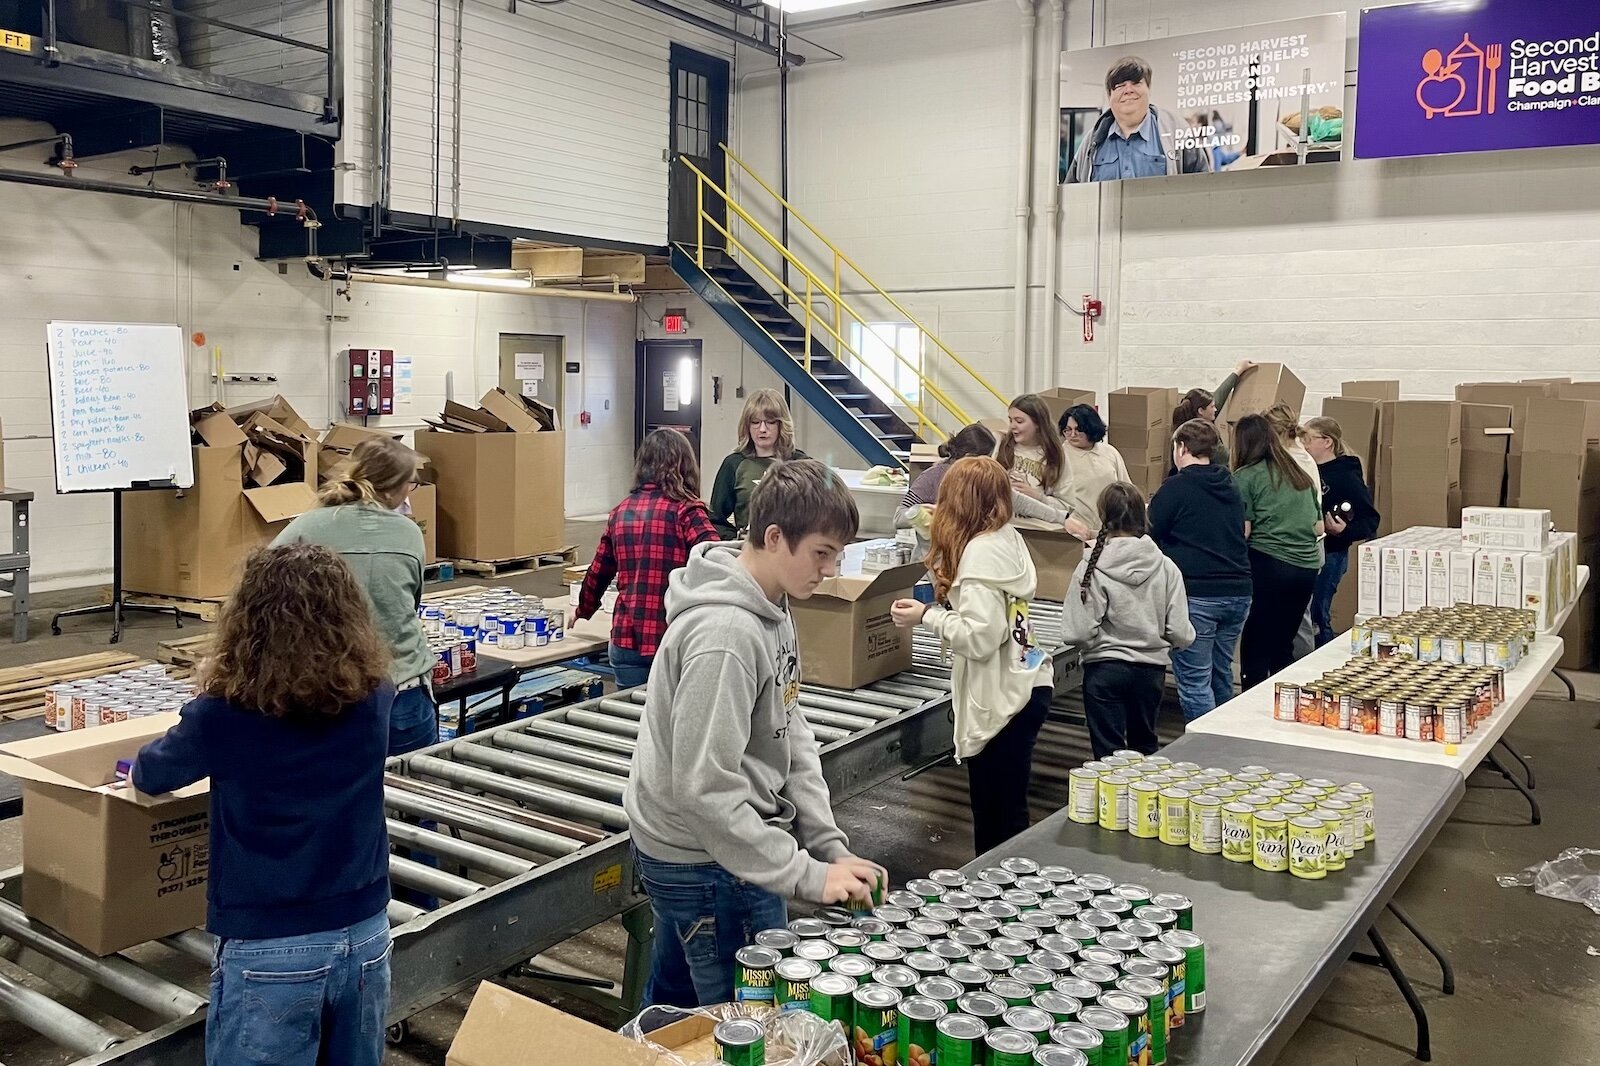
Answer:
[
  {"left": 621, "top": 0, "right": 804, "bottom": 64},
  {"left": 53, "top": 104, "right": 165, "bottom": 159}
]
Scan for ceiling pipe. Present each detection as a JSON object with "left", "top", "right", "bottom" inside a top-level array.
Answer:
[
  {"left": 1012, "top": 0, "right": 1038, "bottom": 394},
  {"left": 622, "top": 0, "right": 804, "bottom": 63},
  {"left": 0, "top": 167, "right": 317, "bottom": 223},
  {"left": 351, "top": 271, "right": 637, "bottom": 303},
  {"left": 796, "top": 0, "right": 991, "bottom": 32},
  {"left": 1043, "top": 0, "right": 1064, "bottom": 388}
]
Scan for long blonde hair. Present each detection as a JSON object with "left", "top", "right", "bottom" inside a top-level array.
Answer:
[
  {"left": 1302, "top": 416, "right": 1347, "bottom": 457},
  {"left": 319, "top": 436, "right": 420, "bottom": 507},
  {"left": 737, "top": 388, "right": 798, "bottom": 459},
  {"left": 927, "top": 457, "right": 1013, "bottom": 601}
]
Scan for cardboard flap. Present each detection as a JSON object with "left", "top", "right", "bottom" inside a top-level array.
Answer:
[
  {"left": 0, "top": 713, "right": 207, "bottom": 804},
  {"left": 192, "top": 411, "right": 249, "bottom": 449},
  {"left": 1011, "top": 517, "right": 1077, "bottom": 539},
  {"left": 810, "top": 559, "right": 927, "bottom": 602},
  {"left": 226, "top": 395, "right": 317, "bottom": 441},
  {"left": 321, "top": 424, "right": 401, "bottom": 451},
  {"left": 444, "top": 401, "right": 508, "bottom": 433},
  {"left": 447, "top": 983, "right": 664, "bottom": 1066},
  {"left": 242, "top": 482, "right": 319, "bottom": 523},
  {"left": 479, "top": 388, "right": 559, "bottom": 433}
]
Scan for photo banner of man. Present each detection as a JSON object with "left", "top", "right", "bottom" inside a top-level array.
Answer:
[
  {"left": 1354, "top": 0, "right": 1600, "bottom": 160},
  {"left": 1060, "top": 13, "right": 1349, "bottom": 184}
]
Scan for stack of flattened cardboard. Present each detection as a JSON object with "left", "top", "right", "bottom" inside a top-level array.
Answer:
[
  {"left": 1377, "top": 401, "right": 1461, "bottom": 536},
  {"left": 1514, "top": 394, "right": 1600, "bottom": 667},
  {"left": 122, "top": 396, "right": 321, "bottom": 600},
  {"left": 1107, "top": 387, "right": 1175, "bottom": 497},
  {"left": 414, "top": 389, "right": 565, "bottom": 563}
]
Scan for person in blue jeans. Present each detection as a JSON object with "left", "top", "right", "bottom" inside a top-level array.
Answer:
[
  {"left": 1149, "top": 419, "right": 1254, "bottom": 721},
  {"left": 134, "top": 544, "right": 395, "bottom": 1066},
  {"left": 623, "top": 461, "right": 888, "bottom": 1007},
  {"left": 1303, "top": 416, "right": 1380, "bottom": 647}
]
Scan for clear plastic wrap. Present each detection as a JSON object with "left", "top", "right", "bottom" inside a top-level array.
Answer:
[
  {"left": 1496, "top": 847, "right": 1600, "bottom": 914},
  {"left": 620, "top": 1004, "right": 851, "bottom": 1066}
]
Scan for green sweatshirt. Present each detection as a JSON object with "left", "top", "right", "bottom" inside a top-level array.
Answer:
[
  {"left": 1233, "top": 461, "right": 1322, "bottom": 570},
  {"left": 273, "top": 502, "right": 430, "bottom": 686},
  {"left": 708, "top": 449, "right": 809, "bottom": 539}
]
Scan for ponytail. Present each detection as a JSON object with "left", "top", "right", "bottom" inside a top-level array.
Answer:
[
  {"left": 317, "top": 436, "right": 421, "bottom": 509},
  {"left": 1080, "top": 481, "right": 1146, "bottom": 606},
  {"left": 318, "top": 475, "right": 382, "bottom": 507},
  {"left": 1079, "top": 532, "right": 1109, "bottom": 605}
]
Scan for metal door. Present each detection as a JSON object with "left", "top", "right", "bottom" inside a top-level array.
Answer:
[
  {"left": 636, "top": 340, "right": 703, "bottom": 454},
  {"left": 497, "top": 334, "right": 563, "bottom": 411},
  {"left": 668, "top": 44, "right": 731, "bottom": 249}
]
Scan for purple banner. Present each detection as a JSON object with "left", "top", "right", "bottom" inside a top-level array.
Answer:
[{"left": 1355, "top": 0, "right": 1600, "bottom": 159}]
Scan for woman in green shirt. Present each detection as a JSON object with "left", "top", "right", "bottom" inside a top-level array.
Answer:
[
  {"left": 1232, "top": 414, "right": 1323, "bottom": 692},
  {"left": 708, "top": 388, "right": 807, "bottom": 539}
]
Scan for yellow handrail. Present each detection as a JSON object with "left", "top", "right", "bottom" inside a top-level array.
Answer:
[
  {"left": 720, "top": 142, "right": 1010, "bottom": 411},
  {"left": 681, "top": 157, "right": 966, "bottom": 436}
]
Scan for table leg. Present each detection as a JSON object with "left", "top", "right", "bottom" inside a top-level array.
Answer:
[
  {"left": 1385, "top": 902, "right": 1454, "bottom": 995},
  {"left": 1549, "top": 668, "right": 1576, "bottom": 702},
  {"left": 1495, "top": 740, "right": 1535, "bottom": 790},
  {"left": 1353, "top": 925, "right": 1432, "bottom": 1061},
  {"left": 1485, "top": 749, "right": 1541, "bottom": 825}
]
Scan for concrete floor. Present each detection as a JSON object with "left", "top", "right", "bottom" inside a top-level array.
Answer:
[{"left": 2, "top": 522, "right": 1598, "bottom": 1064}]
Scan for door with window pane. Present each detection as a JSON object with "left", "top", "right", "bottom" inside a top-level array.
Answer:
[{"left": 669, "top": 44, "right": 731, "bottom": 249}]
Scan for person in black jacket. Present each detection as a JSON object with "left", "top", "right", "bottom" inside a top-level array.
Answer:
[
  {"left": 1148, "top": 419, "right": 1254, "bottom": 721},
  {"left": 1303, "top": 416, "right": 1381, "bottom": 647}
]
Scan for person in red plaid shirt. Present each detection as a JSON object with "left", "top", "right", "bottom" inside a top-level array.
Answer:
[{"left": 577, "top": 429, "right": 719, "bottom": 688}]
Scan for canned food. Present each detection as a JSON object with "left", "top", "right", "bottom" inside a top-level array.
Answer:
[
  {"left": 1147, "top": 893, "right": 1192, "bottom": 932},
  {"left": 1117, "top": 975, "right": 1169, "bottom": 1065},
  {"left": 827, "top": 928, "right": 869, "bottom": 955},
  {"left": 908, "top": 918, "right": 951, "bottom": 939},
  {"left": 985, "top": 1027, "right": 1040, "bottom": 1066},
  {"left": 1252, "top": 808, "right": 1290, "bottom": 873},
  {"left": 835, "top": 955, "right": 878, "bottom": 981},
  {"left": 917, "top": 975, "right": 964, "bottom": 1010},
  {"left": 735, "top": 946, "right": 780, "bottom": 1002},
  {"left": 1342, "top": 782, "right": 1377, "bottom": 842},
  {"left": 958, "top": 914, "right": 1001, "bottom": 936},
  {"left": 1019, "top": 911, "right": 1060, "bottom": 933},
  {"left": 1035, "top": 933, "right": 1081, "bottom": 958},
  {"left": 1047, "top": 1022, "right": 1102, "bottom": 1065},
  {"left": 935, "top": 1013, "right": 988, "bottom": 1066},
  {"left": 987, "top": 977, "right": 1035, "bottom": 1007},
  {"left": 775, "top": 957, "right": 819, "bottom": 1011},
  {"left": 714, "top": 1017, "right": 765, "bottom": 1065},
  {"left": 1010, "top": 964, "right": 1055, "bottom": 993},
  {"left": 853, "top": 918, "right": 893, "bottom": 942},
  {"left": 1220, "top": 802, "right": 1254, "bottom": 863},
  {"left": 964, "top": 882, "right": 1002, "bottom": 902},
  {"left": 1187, "top": 794, "right": 1223, "bottom": 855},
  {"left": 1077, "top": 946, "right": 1124, "bottom": 971},
  {"left": 924, "top": 903, "right": 963, "bottom": 923},
  {"left": 1313, "top": 807, "right": 1347, "bottom": 872},
  {"left": 888, "top": 890, "right": 928, "bottom": 912},
  {"left": 897, "top": 995, "right": 947, "bottom": 1065},
  {"left": 1000, "top": 924, "right": 1042, "bottom": 945},
  {"left": 989, "top": 937, "right": 1031, "bottom": 960},
  {"left": 875, "top": 964, "right": 921, "bottom": 992},
  {"left": 1069, "top": 962, "right": 1119, "bottom": 992},
  {"left": 853, "top": 983, "right": 903, "bottom": 1066},
  {"left": 871, "top": 906, "right": 914, "bottom": 928},
  {"left": 1273, "top": 681, "right": 1299, "bottom": 721},
  {"left": 1138, "top": 941, "right": 1187, "bottom": 1029},
  {"left": 867, "top": 941, "right": 909, "bottom": 965},
  {"left": 1077, "top": 1006, "right": 1131, "bottom": 1066},
  {"left": 931, "top": 939, "right": 973, "bottom": 961},
  {"left": 958, "top": 990, "right": 1008, "bottom": 1024},
  {"left": 1076, "top": 875, "right": 1116, "bottom": 894},
  {"left": 1320, "top": 798, "right": 1357, "bottom": 860},
  {"left": 1026, "top": 949, "right": 1072, "bottom": 974},
  {"left": 1158, "top": 930, "right": 1206, "bottom": 1014},
  {"left": 1032, "top": 989, "right": 1081, "bottom": 1023},
  {"left": 947, "top": 962, "right": 995, "bottom": 990},
  {"left": 905, "top": 951, "right": 948, "bottom": 976},
  {"left": 1131, "top": 905, "right": 1177, "bottom": 934},
  {"left": 795, "top": 940, "right": 839, "bottom": 966},
  {"left": 1157, "top": 788, "right": 1191, "bottom": 847},
  {"left": 1095, "top": 775, "right": 1130, "bottom": 832},
  {"left": 970, "top": 950, "right": 1013, "bottom": 974}
]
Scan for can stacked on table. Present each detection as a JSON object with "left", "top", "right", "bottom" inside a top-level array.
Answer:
[
  {"left": 43, "top": 664, "right": 195, "bottom": 733},
  {"left": 1065, "top": 754, "right": 1377, "bottom": 883},
  {"left": 726, "top": 858, "right": 1208, "bottom": 1066},
  {"left": 1273, "top": 658, "right": 1505, "bottom": 743},
  {"left": 420, "top": 588, "right": 570, "bottom": 678}
]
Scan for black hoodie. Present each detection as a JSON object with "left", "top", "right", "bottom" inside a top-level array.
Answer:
[
  {"left": 1318, "top": 454, "right": 1380, "bottom": 555},
  {"left": 1148, "top": 463, "right": 1253, "bottom": 598}
]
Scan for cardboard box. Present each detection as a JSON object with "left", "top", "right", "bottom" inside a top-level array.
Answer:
[
  {"left": 1331, "top": 566, "right": 1358, "bottom": 633},
  {"left": 0, "top": 716, "right": 209, "bottom": 955},
  {"left": 1458, "top": 403, "right": 1512, "bottom": 509},
  {"left": 1357, "top": 541, "right": 1384, "bottom": 617},
  {"left": 411, "top": 484, "right": 438, "bottom": 565},
  {"left": 447, "top": 981, "right": 714, "bottom": 1066},
  {"left": 790, "top": 557, "right": 926, "bottom": 688},
  {"left": 1341, "top": 380, "right": 1401, "bottom": 401},
  {"left": 1516, "top": 449, "right": 1600, "bottom": 536},
  {"left": 1379, "top": 485, "right": 1461, "bottom": 535},
  {"left": 0, "top": 415, "right": 6, "bottom": 489},
  {"left": 1454, "top": 382, "right": 1559, "bottom": 453},
  {"left": 1521, "top": 398, "right": 1600, "bottom": 456},
  {"left": 1109, "top": 429, "right": 1167, "bottom": 468},
  {"left": 1380, "top": 546, "right": 1405, "bottom": 616},
  {"left": 414, "top": 430, "right": 565, "bottom": 562},
  {"left": 1381, "top": 401, "right": 1461, "bottom": 450},
  {"left": 1123, "top": 460, "right": 1167, "bottom": 498},
  {"left": 1321, "top": 397, "right": 1381, "bottom": 490},
  {"left": 1403, "top": 547, "right": 1428, "bottom": 611},
  {"left": 1013, "top": 519, "right": 1087, "bottom": 602},
  {"left": 318, "top": 424, "right": 404, "bottom": 483},
  {"left": 1222, "top": 363, "right": 1306, "bottom": 421},
  {"left": 1426, "top": 548, "right": 1451, "bottom": 607},
  {"left": 1460, "top": 506, "right": 1550, "bottom": 551},
  {"left": 1108, "top": 387, "right": 1177, "bottom": 431},
  {"left": 1037, "top": 387, "right": 1099, "bottom": 427},
  {"left": 1557, "top": 382, "right": 1600, "bottom": 401}
]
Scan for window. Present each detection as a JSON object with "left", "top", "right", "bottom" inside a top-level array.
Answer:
[
  {"left": 674, "top": 69, "right": 711, "bottom": 158},
  {"left": 847, "top": 322, "right": 923, "bottom": 406}
]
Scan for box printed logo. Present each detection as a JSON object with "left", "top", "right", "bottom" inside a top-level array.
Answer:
[{"left": 1416, "top": 34, "right": 1505, "bottom": 118}]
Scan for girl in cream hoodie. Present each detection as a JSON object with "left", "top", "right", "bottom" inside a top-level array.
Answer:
[{"left": 892, "top": 457, "right": 1055, "bottom": 855}]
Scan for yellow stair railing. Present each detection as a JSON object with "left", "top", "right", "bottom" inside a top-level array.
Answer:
[{"left": 678, "top": 146, "right": 1009, "bottom": 446}]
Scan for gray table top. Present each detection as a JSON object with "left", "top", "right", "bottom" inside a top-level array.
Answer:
[{"left": 962, "top": 734, "right": 1465, "bottom": 1066}]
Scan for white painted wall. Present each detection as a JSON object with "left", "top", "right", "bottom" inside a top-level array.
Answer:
[{"left": 182, "top": 1, "right": 328, "bottom": 96}]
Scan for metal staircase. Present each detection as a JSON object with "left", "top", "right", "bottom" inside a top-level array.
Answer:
[{"left": 671, "top": 146, "right": 1008, "bottom": 469}]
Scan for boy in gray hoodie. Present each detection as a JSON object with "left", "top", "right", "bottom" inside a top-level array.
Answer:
[
  {"left": 1061, "top": 483, "right": 1195, "bottom": 758},
  {"left": 625, "top": 460, "right": 888, "bottom": 1008}
]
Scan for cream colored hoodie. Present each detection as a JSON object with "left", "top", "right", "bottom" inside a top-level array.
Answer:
[{"left": 922, "top": 527, "right": 1055, "bottom": 760}]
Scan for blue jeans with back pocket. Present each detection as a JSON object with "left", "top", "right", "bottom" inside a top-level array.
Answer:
[
  {"left": 634, "top": 848, "right": 788, "bottom": 1009},
  {"left": 207, "top": 909, "right": 391, "bottom": 1066}
]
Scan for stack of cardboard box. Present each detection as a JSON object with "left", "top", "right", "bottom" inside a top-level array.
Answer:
[
  {"left": 1376, "top": 401, "right": 1461, "bottom": 536},
  {"left": 414, "top": 389, "right": 565, "bottom": 564},
  {"left": 122, "top": 396, "right": 322, "bottom": 601},
  {"left": 1107, "top": 387, "right": 1176, "bottom": 497},
  {"left": 318, "top": 424, "right": 438, "bottom": 564},
  {"left": 1458, "top": 403, "right": 1514, "bottom": 509},
  {"left": 1514, "top": 395, "right": 1600, "bottom": 667},
  {"left": 1035, "top": 386, "right": 1098, "bottom": 429}
]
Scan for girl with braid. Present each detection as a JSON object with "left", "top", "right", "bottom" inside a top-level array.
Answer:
[{"left": 1062, "top": 482, "right": 1194, "bottom": 758}]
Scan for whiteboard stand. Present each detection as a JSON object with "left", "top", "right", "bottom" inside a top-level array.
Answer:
[{"left": 50, "top": 483, "right": 184, "bottom": 645}]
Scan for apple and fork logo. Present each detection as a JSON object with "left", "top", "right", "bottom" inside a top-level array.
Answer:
[{"left": 1416, "top": 32, "right": 1504, "bottom": 118}]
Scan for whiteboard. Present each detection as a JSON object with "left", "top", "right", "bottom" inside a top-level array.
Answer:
[{"left": 46, "top": 322, "right": 196, "bottom": 493}]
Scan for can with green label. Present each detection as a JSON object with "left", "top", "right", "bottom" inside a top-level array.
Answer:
[
  {"left": 775, "top": 957, "right": 819, "bottom": 1012},
  {"left": 853, "top": 917, "right": 893, "bottom": 942},
  {"left": 1077, "top": 1006, "right": 1130, "bottom": 1066},
  {"left": 1098, "top": 991, "right": 1148, "bottom": 1066},
  {"left": 1035, "top": 1046, "right": 1090, "bottom": 1066},
  {"left": 1137, "top": 942, "right": 1186, "bottom": 1029},
  {"left": 988, "top": 976, "right": 1036, "bottom": 1007},
  {"left": 833, "top": 954, "right": 877, "bottom": 982},
  {"left": 1032, "top": 989, "right": 1082, "bottom": 1022},
  {"left": 936, "top": 1013, "right": 988, "bottom": 1066},
  {"left": 1117, "top": 975, "right": 1168, "bottom": 1065},
  {"left": 958, "top": 990, "right": 1008, "bottom": 1025},
  {"left": 714, "top": 1017, "right": 766, "bottom": 1066},
  {"left": 853, "top": 984, "right": 903, "bottom": 1066},
  {"left": 898, "top": 994, "right": 947, "bottom": 1065},
  {"left": 1003, "top": 1005, "right": 1054, "bottom": 1039},
  {"left": 1147, "top": 894, "right": 1192, "bottom": 932},
  {"left": 755, "top": 929, "right": 799, "bottom": 955},
  {"left": 1049, "top": 1021, "right": 1105, "bottom": 1066},
  {"left": 986, "top": 1026, "right": 1041, "bottom": 1066},
  {"left": 1159, "top": 930, "right": 1206, "bottom": 1014},
  {"left": 918, "top": 975, "right": 964, "bottom": 1010},
  {"left": 735, "top": 945, "right": 780, "bottom": 1003},
  {"left": 1313, "top": 806, "right": 1347, "bottom": 872},
  {"left": 809, "top": 972, "right": 856, "bottom": 1033}
]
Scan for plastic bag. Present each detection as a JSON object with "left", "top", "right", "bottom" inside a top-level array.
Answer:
[
  {"left": 1496, "top": 847, "right": 1600, "bottom": 914},
  {"left": 621, "top": 1003, "right": 851, "bottom": 1066},
  {"left": 861, "top": 466, "right": 908, "bottom": 488}
]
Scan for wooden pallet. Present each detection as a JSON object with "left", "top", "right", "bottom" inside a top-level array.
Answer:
[
  {"left": 0, "top": 652, "right": 191, "bottom": 721},
  {"left": 155, "top": 634, "right": 216, "bottom": 668},
  {"left": 421, "top": 584, "right": 491, "bottom": 604},
  {"left": 446, "top": 546, "right": 578, "bottom": 579},
  {"left": 98, "top": 588, "right": 226, "bottom": 622}
]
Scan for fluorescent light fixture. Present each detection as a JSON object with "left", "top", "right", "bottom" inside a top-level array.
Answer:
[
  {"left": 445, "top": 271, "right": 533, "bottom": 289},
  {"left": 679, "top": 357, "right": 695, "bottom": 405}
]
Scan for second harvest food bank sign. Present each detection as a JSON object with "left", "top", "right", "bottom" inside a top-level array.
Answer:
[{"left": 1355, "top": 0, "right": 1600, "bottom": 159}]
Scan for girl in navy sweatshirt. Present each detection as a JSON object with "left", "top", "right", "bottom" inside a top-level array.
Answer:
[
  {"left": 134, "top": 544, "right": 395, "bottom": 1066},
  {"left": 1303, "top": 416, "right": 1381, "bottom": 646}
]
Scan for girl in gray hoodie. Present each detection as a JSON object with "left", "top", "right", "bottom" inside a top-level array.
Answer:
[{"left": 1062, "top": 483, "right": 1195, "bottom": 758}]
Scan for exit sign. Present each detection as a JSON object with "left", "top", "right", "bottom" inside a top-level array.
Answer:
[{"left": 663, "top": 308, "right": 687, "bottom": 335}]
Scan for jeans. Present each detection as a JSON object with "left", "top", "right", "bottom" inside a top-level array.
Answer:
[
  {"left": 1311, "top": 550, "right": 1351, "bottom": 648},
  {"left": 1169, "top": 595, "right": 1251, "bottom": 722},
  {"left": 1082, "top": 660, "right": 1166, "bottom": 759},
  {"left": 610, "top": 645, "right": 654, "bottom": 690},
  {"left": 387, "top": 685, "right": 438, "bottom": 757},
  {"left": 207, "top": 909, "right": 390, "bottom": 1066},
  {"left": 1240, "top": 549, "right": 1320, "bottom": 692},
  {"left": 966, "top": 686, "right": 1053, "bottom": 857},
  {"left": 635, "top": 849, "right": 788, "bottom": 1009}
]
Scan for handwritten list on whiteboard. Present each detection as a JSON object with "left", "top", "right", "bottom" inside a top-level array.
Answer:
[{"left": 46, "top": 322, "right": 196, "bottom": 493}]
